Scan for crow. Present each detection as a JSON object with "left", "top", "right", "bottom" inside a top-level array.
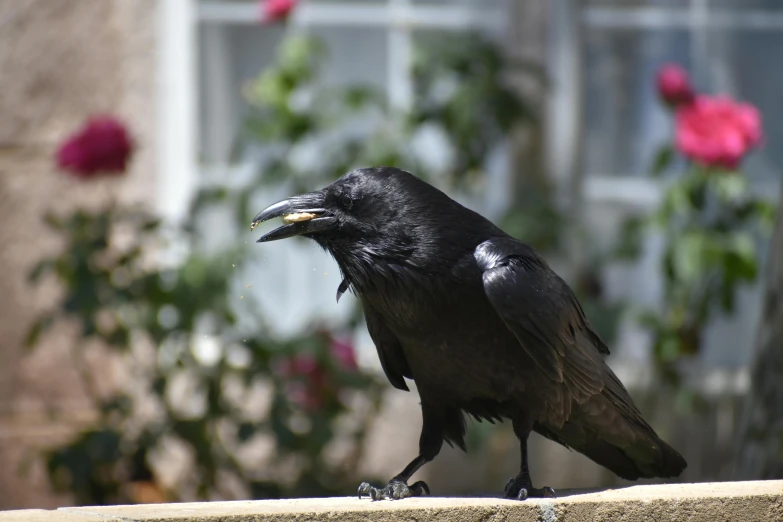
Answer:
[{"left": 251, "top": 167, "right": 687, "bottom": 501}]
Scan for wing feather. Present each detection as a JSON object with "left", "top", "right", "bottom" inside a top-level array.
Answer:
[
  {"left": 475, "top": 237, "right": 607, "bottom": 409},
  {"left": 364, "top": 306, "right": 412, "bottom": 391}
]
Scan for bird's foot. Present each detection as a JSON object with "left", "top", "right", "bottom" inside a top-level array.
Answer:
[
  {"left": 503, "top": 477, "right": 556, "bottom": 501},
  {"left": 357, "top": 478, "right": 430, "bottom": 501}
]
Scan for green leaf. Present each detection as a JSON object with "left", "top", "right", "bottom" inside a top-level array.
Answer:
[
  {"left": 29, "top": 259, "right": 55, "bottom": 283},
  {"left": 105, "top": 326, "right": 131, "bottom": 350},
  {"left": 730, "top": 233, "right": 756, "bottom": 263},
  {"left": 43, "top": 212, "right": 64, "bottom": 230},
  {"left": 755, "top": 200, "right": 778, "bottom": 233},
  {"left": 658, "top": 182, "right": 692, "bottom": 223},
  {"left": 720, "top": 282, "right": 735, "bottom": 312},
  {"left": 614, "top": 216, "right": 646, "bottom": 260},
  {"left": 671, "top": 233, "right": 706, "bottom": 282},
  {"left": 650, "top": 146, "right": 674, "bottom": 177},
  {"left": 713, "top": 174, "right": 747, "bottom": 202},
  {"left": 658, "top": 335, "right": 681, "bottom": 363},
  {"left": 637, "top": 310, "right": 663, "bottom": 331},
  {"left": 141, "top": 218, "right": 162, "bottom": 232},
  {"left": 723, "top": 233, "right": 758, "bottom": 283},
  {"left": 25, "top": 314, "right": 55, "bottom": 350},
  {"left": 237, "top": 422, "right": 257, "bottom": 442}
]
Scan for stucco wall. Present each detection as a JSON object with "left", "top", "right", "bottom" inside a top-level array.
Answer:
[{"left": 0, "top": 0, "right": 158, "bottom": 508}]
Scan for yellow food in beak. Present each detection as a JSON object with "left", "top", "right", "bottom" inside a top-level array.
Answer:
[{"left": 282, "top": 212, "right": 317, "bottom": 224}]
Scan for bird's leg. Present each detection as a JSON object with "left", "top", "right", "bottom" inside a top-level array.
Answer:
[
  {"left": 504, "top": 420, "right": 556, "bottom": 500},
  {"left": 357, "top": 454, "right": 431, "bottom": 501},
  {"left": 358, "top": 403, "right": 443, "bottom": 500}
]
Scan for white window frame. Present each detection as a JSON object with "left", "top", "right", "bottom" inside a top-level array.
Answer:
[
  {"left": 158, "top": 0, "right": 198, "bottom": 225},
  {"left": 158, "top": 0, "right": 508, "bottom": 224}
]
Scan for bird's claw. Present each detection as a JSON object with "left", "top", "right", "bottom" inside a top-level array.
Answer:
[
  {"left": 357, "top": 479, "right": 430, "bottom": 500},
  {"left": 515, "top": 486, "right": 556, "bottom": 501},
  {"left": 504, "top": 477, "right": 556, "bottom": 501}
]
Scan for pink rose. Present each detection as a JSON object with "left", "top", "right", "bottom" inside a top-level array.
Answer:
[
  {"left": 329, "top": 336, "right": 358, "bottom": 372},
  {"left": 675, "top": 95, "right": 762, "bottom": 170},
  {"left": 56, "top": 116, "right": 134, "bottom": 179},
  {"left": 260, "top": 0, "right": 296, "bottom": 23},
  {"left": 656, "top": 64, "right": 694, "bottom": 108}
]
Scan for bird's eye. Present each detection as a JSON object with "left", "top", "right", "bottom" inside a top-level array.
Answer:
[{"left": 338, "top": 194, "right": 353, "bottom": 209}]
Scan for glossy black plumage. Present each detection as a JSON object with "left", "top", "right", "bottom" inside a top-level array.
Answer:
[{"left": 252, "top": 167, "right": 687, "bottom": 499}]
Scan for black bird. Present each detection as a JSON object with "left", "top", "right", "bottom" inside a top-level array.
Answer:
[{"left": 251, "top": 167, "right": 687, "bottom": 500}]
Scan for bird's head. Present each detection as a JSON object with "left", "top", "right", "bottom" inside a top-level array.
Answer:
[{"left": 251, "top": 167, "right": 489, "bottom": 271}]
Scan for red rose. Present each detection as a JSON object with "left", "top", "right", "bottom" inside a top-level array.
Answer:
[
  {"left": 278, "top": 353, "right": 318, "bottom": 377},
  {"left": 278, "top": 354, "right": 331, "bottom": 412},
  {"left": 329, "top": 336, "right": 358, "bottom": 372},
  {"left": 285, "top": 367, "right": 328, "bottom": 412},
  {"left": 656, "top": 64, "right": 694, "bottom": 108},
  {"left": 56, "top": 116, "right": 134, "bottom": 179},
  {"left": 260, "top": 0, "right": 297, "bottom": 23},
  {"left": 675, "top": 95, "right": 762, "bottom": 170}
]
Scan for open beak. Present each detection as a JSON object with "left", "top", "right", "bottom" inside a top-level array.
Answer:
[{"left": 250, "top": 191, "right": 336, "bottom": 243}]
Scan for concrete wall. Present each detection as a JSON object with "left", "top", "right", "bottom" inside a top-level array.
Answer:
[
  {"left": 1, "top": 481, "right": 781, "bottom": 522},
  {"left": 0, "top": 0, "right": 158, "bottom": 509}
]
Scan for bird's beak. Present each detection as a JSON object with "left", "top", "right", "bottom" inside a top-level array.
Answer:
[{"left": 250, "top": 191, "right": 335, "bottom": 243}]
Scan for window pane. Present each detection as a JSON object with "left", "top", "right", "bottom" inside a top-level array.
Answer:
[
  {"left": 584, "top": 28, "right": 691, "bottom": 177},
  {"left": 198, "top": 25, "right": 387, "bottom": 163},
  {"left": 309, "top": 26, "right": 388, "bottom": 89},
  {"left": 709, "top": 0, "right": 783, "bottom": 9},
  {"left": 584, "top": 0, "right": 690, "bottom": 7},
  {"left": 584, "top": 23, "right": 783, "bottom": 184}
]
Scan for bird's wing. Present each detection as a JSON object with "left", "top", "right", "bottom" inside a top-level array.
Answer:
[
  {"left": 475, "top": 237, "right": 609, "bottom": 405},
  {"left": 364, "top": 305, "right": 412, "bottom": 391}
]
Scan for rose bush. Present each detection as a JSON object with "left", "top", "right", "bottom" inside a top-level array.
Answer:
[
  {"left": 617, "top": 64, "right": 775, "bottom": 396},
  {"left": 276, "top": 335, "right": 358, "bottom": 412},
  {"left": 29, "top": 109, "right": 385, "bottom": 504}
]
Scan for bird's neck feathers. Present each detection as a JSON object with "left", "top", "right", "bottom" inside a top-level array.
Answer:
[
  {"left": 315, "top": 185, "right": 505, "bottom": 295},
  {"left": 320, "top": 234, "right": 421, "bottom": 294},
  {"left": 319, "top": 220, "right": 491, "bottom": 297}
]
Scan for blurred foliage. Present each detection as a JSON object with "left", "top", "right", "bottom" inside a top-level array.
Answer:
[
  {"left": 26, "top": 31, "right": 610, "bottom": 504},
  {"left": 615, "top": 145, "right": 776, "bottom": 393},
  {"left": 409, "top": 33, "right": 540, "bottom": 184},
  {"left": 28, "top": 203, "right": 381, "bottom": 504}
]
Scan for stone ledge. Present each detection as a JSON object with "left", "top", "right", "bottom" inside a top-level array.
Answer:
[{"left": 1, "top": 480, "right": 781, "bottom": 522}]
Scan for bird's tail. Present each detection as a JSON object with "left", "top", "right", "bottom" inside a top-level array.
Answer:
[{"left": 535, "top": 372, "right": 687, "bottom": 481}]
